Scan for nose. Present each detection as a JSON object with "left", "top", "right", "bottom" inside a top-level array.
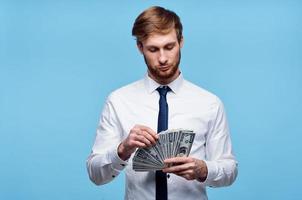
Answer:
[{"left": 158, "top": 50, "right": 168, "bottom": 65}]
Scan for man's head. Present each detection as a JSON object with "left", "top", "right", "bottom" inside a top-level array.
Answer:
[
  {"left": 132, "top": 6, "right": 183, "bottom": 45},
  {"left": 132, "top": 6, "right": 184, "bottom": 85}
]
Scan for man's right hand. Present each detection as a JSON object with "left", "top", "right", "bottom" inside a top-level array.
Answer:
[{"left": 117, "top": 125, "right": 158, "bottom": 161}]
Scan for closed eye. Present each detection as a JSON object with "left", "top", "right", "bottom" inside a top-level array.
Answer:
[
  {"left": 148, "top": 47, "right": 158, "bottom": 53},
  {"left": 165, "top": 43, "right": 176, "bottom": 51}
]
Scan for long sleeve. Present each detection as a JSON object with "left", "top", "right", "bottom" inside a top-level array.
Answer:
[
  {"left": 86, "top": 96, "right": 128, "bottom": 185},
  {"left": 203, "top": 97, "right": 238, "bottom": 187}
]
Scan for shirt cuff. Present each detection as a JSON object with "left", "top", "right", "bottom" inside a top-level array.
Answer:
[
  {"left": 202, "top": 160, "right": 218, "bottom": 186},
  {"left": 109, "top": 148, "right": 128, "bottom": 171}
]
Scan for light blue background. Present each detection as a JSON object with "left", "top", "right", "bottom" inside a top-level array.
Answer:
[{"left": 1, "top": 0, "right": 301, "bottom": 199}]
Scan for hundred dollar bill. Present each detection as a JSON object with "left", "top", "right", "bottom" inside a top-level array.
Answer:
[
  {"left": 133, "top": 129, "right": 196, "bottom": 171},
  {"left": 175, "top": 130, "right": 195, "bottom": 157}
]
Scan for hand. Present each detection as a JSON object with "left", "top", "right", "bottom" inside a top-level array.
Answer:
[
  {"left": 162, "top": 157, "right": 208, "bottom": 182},
  {"left": 118, "top": 125, "right": 158, "bottom": 160}
]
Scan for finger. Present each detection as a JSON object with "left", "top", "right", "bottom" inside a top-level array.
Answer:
[
  {"left": 162, "top": 163, "right": 192, "bottom": 173},
  {"left": 136, "top": 125, "right": 159, "bottom": 139},
  {"left": 135, "top": 134, "right": 152, "bottom": 146},
  {"left": 139, "top": 130, "right": 157, "bottom": 145},
  {"left": 164, "top": 157, "right": 192, "bottom": 164},
  {"left": 133, "top": 130, "right": 153, "bottom": 145},
  {"left": 175, "top": 169, "right": 193, "bottom": 176},
  {"left": 172, "top": 170, "right": 195, "bottom": 180},
  {"left": 132, "top": 140, "right": 148, "bottom": 148},
  {"left": 134, "top": 126, "right": 158, "bottom": 144}
]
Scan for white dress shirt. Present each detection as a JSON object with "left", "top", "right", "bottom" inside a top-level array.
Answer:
[{"left": 87, "top": 73, "right": 238, "bottom": 200}]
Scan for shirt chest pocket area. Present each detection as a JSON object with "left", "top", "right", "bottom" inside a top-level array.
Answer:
[{"left": 169, "top": 111, "right": 209, "bottom": 151}]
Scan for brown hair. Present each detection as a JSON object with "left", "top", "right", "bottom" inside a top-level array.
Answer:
[{"left": 132, "top": 6, "right": 183, "bottom": 44}]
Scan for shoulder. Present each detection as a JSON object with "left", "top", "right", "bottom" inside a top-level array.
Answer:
[
  {"left": 182, "top": 79, "right": 222, "bottom": 104},
  {"left": 181, "top": 79, "right": 226, "bottom": 119},
  {"left": 106, "top": 78, "right": 145, "bottom": 103}
]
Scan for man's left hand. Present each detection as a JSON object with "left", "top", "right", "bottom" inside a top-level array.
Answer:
[{"left": 162, "top": 157, "right": 208, "bottom": 182}]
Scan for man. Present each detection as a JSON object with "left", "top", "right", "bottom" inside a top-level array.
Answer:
[{"left": 87, "top": 6, "right": 237, "bottom": 200}]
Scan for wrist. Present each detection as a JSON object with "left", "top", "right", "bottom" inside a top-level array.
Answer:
[
  {"left": 117, "top": 142, "right": 132, "bottom": 161},
  {"left": 196, "top": 160, "right": 208, "bottom": 182}
]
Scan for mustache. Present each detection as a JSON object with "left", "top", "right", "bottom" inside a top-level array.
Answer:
[
  {"left": 157, "top": 63, "right": 171, "bottom": 68},
  {"left": 142, "top": 50, "right": 181, "bottom": 69}
]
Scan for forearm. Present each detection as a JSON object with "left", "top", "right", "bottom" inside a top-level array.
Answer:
[
  {"left": 86, "top": 149, "right": 128, "bottom": 185},
  {"left": 203, "top": 158, "right": 238, "bottom": 187},
  {"left": 204, "top": 98, "right": 238, "bottom": 187}
]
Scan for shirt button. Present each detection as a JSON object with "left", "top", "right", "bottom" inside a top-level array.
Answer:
[
  {"left": 112, "top": 175, "right": 116, "bottom": 178},
  {"left": 166, "top": 174, "right": 170, "bottom": 178}
]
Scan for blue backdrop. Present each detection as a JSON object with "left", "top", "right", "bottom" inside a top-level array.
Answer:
[{"left": 1, "top": 1, "right": 301, "bottom": 199}]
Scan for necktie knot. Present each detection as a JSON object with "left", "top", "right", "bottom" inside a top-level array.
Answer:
[{"left": 156, "top": 86, "right": 170, "bottom": 97}]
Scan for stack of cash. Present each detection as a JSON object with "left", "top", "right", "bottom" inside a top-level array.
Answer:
[{"left": 133, "top": 129, "right": 195, "bottom": 171}]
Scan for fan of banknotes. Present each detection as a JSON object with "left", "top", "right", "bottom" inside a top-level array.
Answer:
[{"left": 133, "top": 129, "right": 195, "bottom": 171}]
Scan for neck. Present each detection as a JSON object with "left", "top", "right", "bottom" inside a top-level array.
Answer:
[{"left": 148, "top": 70, "right": 180, "bottom": 85}]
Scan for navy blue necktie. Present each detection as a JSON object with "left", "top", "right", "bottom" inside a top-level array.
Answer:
[{"left": 156, "top": 86, "right": 170, "bottom": 200}]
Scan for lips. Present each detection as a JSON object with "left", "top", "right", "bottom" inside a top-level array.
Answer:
[{"left": 159, "top": 66, "right": 170, "bottom": 71}]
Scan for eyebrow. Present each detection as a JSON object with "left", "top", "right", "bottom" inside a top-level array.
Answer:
[
  {"left": 165, "top": 42, "right": 176, "bottom": 47},
  {"left": 145, "top": 42, "right": 177, "bottom": 49}
]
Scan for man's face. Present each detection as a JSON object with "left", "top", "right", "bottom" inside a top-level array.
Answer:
[{"left": 138, "top": 29, "right": 183, "bottom": 85}]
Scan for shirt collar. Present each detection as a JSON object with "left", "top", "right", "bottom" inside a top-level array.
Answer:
[{"left": 144, "top": 72, "right": 184, "bottom": 94}]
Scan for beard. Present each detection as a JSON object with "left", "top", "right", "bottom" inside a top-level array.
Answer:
[{"left": 143, "top": 51, "right": 181, "bottom": 82}]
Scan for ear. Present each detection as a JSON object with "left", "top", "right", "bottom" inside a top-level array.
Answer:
[
  {"left": 179, "top": 36, "right": 184, "bottom": 49},
  {"left": 137, "top": 42, "right": 143, "bottom": 54}
]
